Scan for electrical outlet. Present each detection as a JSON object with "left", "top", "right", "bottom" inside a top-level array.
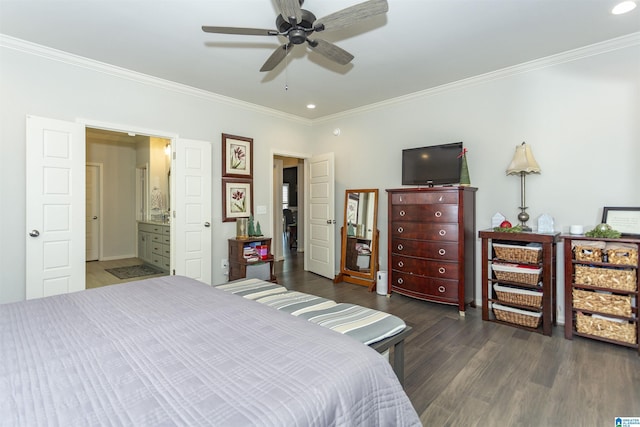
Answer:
[{"left": 221, "top": 259, "right": 229, "bottom": 269}]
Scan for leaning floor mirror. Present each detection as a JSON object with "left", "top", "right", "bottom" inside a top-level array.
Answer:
[{"left": 335, "top": 188, "right": 379, "bottom": 291}]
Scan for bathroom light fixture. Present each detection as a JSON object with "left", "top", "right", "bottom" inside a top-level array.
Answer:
[
  {"left": 612, "top": 1, "right": 636, "bottom": 14},
  {"left": 506, "top": 142, "right": 541, "bottom": 231},
  {"left": 164, "top": 143, "right": 171, "bottom": 156},
  {"left": 306, "top": 104, "right": 316, "bottom": 109}
]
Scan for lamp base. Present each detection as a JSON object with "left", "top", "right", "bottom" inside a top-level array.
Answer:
[{"left": 518, "top": 208, "right": 530, "bottom": 231}]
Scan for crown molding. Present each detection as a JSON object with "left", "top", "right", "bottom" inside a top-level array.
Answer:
[
  {"left": 0, "top": 34, "right": 313, "bottom": 126},
  {"left": 2, "top": 32, "right": 638, "bottom": 126},
  {"left": 314, "top": 32, "right": 640, "bottom": 124}
]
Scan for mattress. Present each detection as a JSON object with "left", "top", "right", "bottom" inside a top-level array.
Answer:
[{"left": 1, "top": 275, "right": 420, "bottom": 426}]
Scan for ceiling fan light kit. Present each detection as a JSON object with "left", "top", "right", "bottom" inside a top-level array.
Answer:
[{"left": 202, "top": 0, "right": 389, "bottom": 72}]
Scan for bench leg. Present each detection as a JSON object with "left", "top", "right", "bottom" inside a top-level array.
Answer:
[{"left": 392, "top": 340, "right": 405, "bottom": 387}]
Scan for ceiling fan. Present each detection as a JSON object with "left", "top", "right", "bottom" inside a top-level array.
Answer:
[{"left": 202, "top": 0, "right": 389, "bottom": 72}]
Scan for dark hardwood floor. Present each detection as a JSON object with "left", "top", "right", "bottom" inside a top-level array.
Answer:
[{"left": 275, "top": 251, "right": 640, "bottom": 426}]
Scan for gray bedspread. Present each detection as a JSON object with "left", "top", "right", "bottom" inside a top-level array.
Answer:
[{"left": 1, "top": 275, "right": 420, "bottom": 426}]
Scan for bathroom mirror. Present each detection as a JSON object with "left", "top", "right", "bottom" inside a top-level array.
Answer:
[{"left": 336, "top": 189, "right": 379, "bottom": 290}]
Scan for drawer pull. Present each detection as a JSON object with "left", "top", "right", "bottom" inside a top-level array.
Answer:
[
  {"left": 435, "top": 211, "right": 442, "bottom": 218},
  {"left": 438, "top": 286, "right": 446, "bottom": 293},
  {"left": 397, "top": 244, "right": 404, "bottom": 251},
  {"left": 438, "top": 248, "right": 446, "bottom": 256},
  {"left": 438, "top": 267, "right": 446, "bottom": 274},
  {"left": 397, "top": 278, "right": 404, "bottom": 285},
  {"left": 398, "top": 261, "right": 404, "bottom": 268},
  {"left": 399, "top": 210, "right": 406, "bottom": 217},
  {"left": 438, "top": 196, "right": 444, "bottom": 202},
  {"left": 439, "top": 229, "right": 446, "bottom": 236},
  {"left": 397, "top": 226, "right": 404, "bottom": 233}
]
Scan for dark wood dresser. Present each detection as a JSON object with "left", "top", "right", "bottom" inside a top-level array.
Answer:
[{"left": 386, "top": 187, "right": 477, "bottom": 315}]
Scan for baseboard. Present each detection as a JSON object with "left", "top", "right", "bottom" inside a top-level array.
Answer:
[{"left": 98, "top": 254, "right": 138, "bottom": 262}]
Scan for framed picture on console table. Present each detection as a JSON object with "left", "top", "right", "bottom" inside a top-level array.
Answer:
[
  {"left": 222, "top": 133, "right": 253, "bottom": 179},
  {"left": 602, "top": 206, "right": 640, "bottom": 237},
  {"left": 222, "top": 178, "right": 253, "bottom": 222}
]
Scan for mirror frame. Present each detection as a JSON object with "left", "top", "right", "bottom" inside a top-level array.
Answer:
[{"left": 338, "top": 188, "right": 379, "bottom": 289}]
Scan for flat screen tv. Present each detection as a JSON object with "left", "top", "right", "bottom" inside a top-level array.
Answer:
[{"left": 402, "top": 142, "right": 463, "bottom": 186}]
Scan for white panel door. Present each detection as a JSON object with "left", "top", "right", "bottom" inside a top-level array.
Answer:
[
  {"left": 306, "top": 152, "right": 335, "bottom": 279},
  {"left": 26, "top": 116, "right": 85, "bottom": 299},
  {"left": 173, "top": 139, "right": 212, "bottom": 284},
  {"left": 85, "top": 163, "right": 100, "bottom": 261}
]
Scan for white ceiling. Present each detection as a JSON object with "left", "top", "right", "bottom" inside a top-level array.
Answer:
[{"left": 1, "top": 0, "right": 639, "bottom": 120}]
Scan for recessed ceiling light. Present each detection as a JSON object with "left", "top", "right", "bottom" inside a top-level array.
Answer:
[
  {"left": 306, "top": 104, "right": 316, "bottom": 109},
  {"left": 612, "top": 1, "right": 636, "bottom": 14}
]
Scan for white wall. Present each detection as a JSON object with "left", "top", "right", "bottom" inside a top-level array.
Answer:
[
  {"left": 1, "top": 36, "right": 639, "bottom": 317},
  {"left": 314, "top": 42, "right": 640, "bottom": 321},
  {"left": 86, "top": 138, "right": 137, "bottom": 259},
  {"left": 0, "top": 39, "right": 314, "bottom": 303}
]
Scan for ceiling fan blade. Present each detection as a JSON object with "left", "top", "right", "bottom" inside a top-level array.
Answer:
[
  {"left": 260, "top": 44, "right": 293, "bottom": 72},
  {"left": 314, "top": 0, "right": 388, "bottom": 32},
  {"left": 274, "top": 0, "right": 302, "bottom": 24},
  {"left": 202, "top": 26, "right": 278, "bottom": 36},
  {"left": 307, "top": 39, "right": 354, "bottom": 66}
]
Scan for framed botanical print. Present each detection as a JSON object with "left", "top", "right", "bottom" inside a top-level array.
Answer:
[
  {"left": 222, "top": 133, "right": 253, "bottom": 179},
  {"left": 602, "top": 206, "right": 640, "bottom": 236},
  {"left": 222, "top": 178, "right": 253, "bottom": 222}
]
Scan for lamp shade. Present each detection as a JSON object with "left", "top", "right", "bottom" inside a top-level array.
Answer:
[{"left": 506, "top": 142, "right": 541, "bottom": 175}]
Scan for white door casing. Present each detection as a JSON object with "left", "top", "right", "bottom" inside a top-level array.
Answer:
[
  {"left": 173, "top": 139, "right": 212, "bottom": 284},
  {"left": 26, "top": 116, "right": 86, "bottom": 299},
  {"left": 85, "top": 163, "right": 101, "bottom": 261},
  {"left": 306, "top": 152, "right": 335, "bottom": 279}
]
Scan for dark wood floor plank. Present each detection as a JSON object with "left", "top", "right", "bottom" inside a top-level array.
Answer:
[{"left": 273, "top": 253, "right": 640, "bottom": 426}]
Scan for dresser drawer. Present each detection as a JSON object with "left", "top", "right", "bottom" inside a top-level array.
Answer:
[
  {"left": 391, "top": 239, "right": 459, "bottom": 261},
  {"left": 391, "top": 271, "right": 458, "bottom": 302},
  {"left": 391, "top": 191, "right": 459, "bottom": 205},
  {"left": 391, "top": 254, "right": 459, "bottom": 279},
  {"left": 391, "top": 222, "right": 459, "bottom": 241},
  {"left": 139, "top": 223, "right": 166, "bottom": 234},
  {"left": 151, "top": 242, "right": 163, "bottom": 255},
  {"left": 391, "top": 204, "right": 458, "bottom": 223}
]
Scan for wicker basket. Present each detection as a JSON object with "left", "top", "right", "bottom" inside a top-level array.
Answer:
[
  {"left": 493, "top": 303, "right": 542, "bottom": 328},
  {"left": 494, "top": 283, "right": 542, "bottom": 308},
  {"left": 574, "top": 265, "right": 637, "bottom": 291},
  {"left": 572, "top": 289, "right": 632, "bottom": 317},
  {"left": 493, "top": 243, "right": 542, "bottom": 264},
  {"left": 492, "top": 263, "right": 542, "bottom": 286},
  {"left": 606, "top": 243, "right": 638, "bottom": 267},
  {"left": 576, "top": 312, "right": 637, "bottom": 344},
  {"left": 573, "top": 241, "right": 604, "bottom": 263}
]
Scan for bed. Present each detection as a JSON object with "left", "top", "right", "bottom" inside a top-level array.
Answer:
[{"left": 1, "top": 275, "right": 420, "bottom": 426}]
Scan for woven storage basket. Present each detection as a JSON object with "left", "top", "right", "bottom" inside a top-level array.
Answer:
[
  {"left": 493, "top": 243, "right": 542, "bottom": 264},
  {"left": 574, "top": 265, "right": 637, "bottom": 291},
  {"left": 493, "top": 303, "right": 542, "bottom": 328},
  {"left": 576, "top": 312, "right": 637, "bottom": 344},
  {"left": 572, "top": 289, "right": 632, "bottom": 317},
  {"left": 494, "top": 283, "right": 542, "bottom": 308},
  {"left": 573, "top": 242, "right": 604, "bottom": 263},
  {"left": 492, "top": 263, "right": 542, "bottom": 286},
  {"left": 606, "top": 243, "right": 638, "bottom": 267}
]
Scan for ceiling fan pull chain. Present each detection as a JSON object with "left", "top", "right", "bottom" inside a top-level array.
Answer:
[{"left": 285, "top": 44, "right": 289, "bottom": 91}]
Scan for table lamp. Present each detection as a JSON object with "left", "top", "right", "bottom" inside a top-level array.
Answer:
[{"left": 506, "top": 142, "right": 541, "bottom": 231}]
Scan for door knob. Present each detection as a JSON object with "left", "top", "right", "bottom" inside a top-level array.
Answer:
[
  {"left": 204, "top": 222, "right": 211, "bottom": 227},
  {"left": 93, "top": 216, "right": 98, "bottom": 220},
  {"left": 29, "top": 230, "right": 40, "bottom": 237}
]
